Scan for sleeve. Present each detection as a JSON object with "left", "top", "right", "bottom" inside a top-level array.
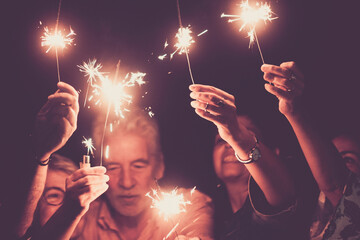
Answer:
[
  {"left": 176, "top": 189, "right": 215, "bottom": 240},
  {"left": 248, "top": 176, "right": 297, "bottom": 227}
]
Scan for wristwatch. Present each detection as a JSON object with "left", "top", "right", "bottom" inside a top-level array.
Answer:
[{"left": 235, "top": 136, "right": 261, "bottom": 164}]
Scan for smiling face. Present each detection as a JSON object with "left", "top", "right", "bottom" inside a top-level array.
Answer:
[
  {"left": 213, "top": 134, "right": 250, "bottom": 183},
  {"left": 104, "top": 133, "right": 164, "bottom": 217},
  {"left": 332, "top": 135, "right": 360, "bottom": 175}
]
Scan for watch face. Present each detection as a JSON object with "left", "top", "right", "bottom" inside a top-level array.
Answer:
[{"left": 251, "top": 147, "right": 261, "bottom": 161}]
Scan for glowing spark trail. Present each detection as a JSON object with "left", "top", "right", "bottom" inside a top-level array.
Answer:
[
  {"left": 221, "top": 0, "right": 277, "bottom": 64},
  {"left": 82, "top": 136, "right": 95, "bottom": 156},
  {"left": 40, "top": 0, "right": 75, "bottom": 82}
]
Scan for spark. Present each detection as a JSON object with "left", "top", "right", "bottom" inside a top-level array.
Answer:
[
  {"left": 164, "top": 40, "right": 169, "bottom": 49},
  {"left": 221, "top": 0, "right": 277, "bottom": 63},
  {"left": 78, "top": 59, "right": 106, "bottom": 107},
  {"left": 197, "top": 29, "right": 208, "bottom": 36},
  {"left": 41, "top": 26, "right": 76, "bottom": 53},
  {"left": 170, "top": 26, "right": 195, "bottom": 60},
  {"left": 146, "top": 188, "right": 191, "bottom": 221},
  {"left": 158, "top": 54, "right": 167, "bottom": 61},
  {"left": 105, "top": 145, "right": 110, "bottom": 159},
  {"left": 164, "top": 223, "right": 179, "bottom": 240},
  {"left": 82, "top": 136, "right": 96, "bottom": 156}
]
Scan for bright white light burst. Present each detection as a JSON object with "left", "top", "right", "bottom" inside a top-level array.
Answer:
[
  {"left": 221, "top": 1, "right": 277, "bottom": 47},
  {"left": 41, "top": 26, "right": 76, "bottom": 53},
  {"left": 78, "top": 59, "right": 146, "bottom": 118},
  {"left": 146, "top": 188, "right": 191, "bottom": 221},
  {"left": 82, "top": 137, "right": 95, "bottom": 156},
  {"left": 170, "top": 26, "right": 195, "bottom": 59}
]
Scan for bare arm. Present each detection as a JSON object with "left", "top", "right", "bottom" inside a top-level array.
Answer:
[
  {"left": 261, "top": 61, "right": 348, "bottom": 206},
  {"left": 15, "top": 82, "right": 79, "bottom": 238},
  {"left": 189, "top": 84, "right": 295, "bottom": 208}
]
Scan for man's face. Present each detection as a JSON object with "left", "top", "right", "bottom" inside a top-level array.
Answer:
[
  {"left": 38, "top": 170, "right": 68, "bottom": 226},
  {"left": 213, "top": 134, "right": 249, "bottom": 182},
  {"left": 104, "top": 133, "right": 163, "bottom": 217},
  {"left": 333, "top": 135, "right": 360, "bottom": 175}
]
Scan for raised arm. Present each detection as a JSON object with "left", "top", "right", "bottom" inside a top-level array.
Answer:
[
  {"left": 189, "top": 84, "right": 295, "bottom": 209},
  {"left": 15, "top": 82, "right": 79, "bottom": 238},
  {"left": 261, "top": 61, "right": 348, "bottom": 206}
]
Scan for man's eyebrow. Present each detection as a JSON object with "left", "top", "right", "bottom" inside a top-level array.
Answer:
[
  {"left": 132, "top": 159, "right": 150, "bottom": 164},
  {"left": 104, "top": 162, "right": 121, "bottom": 166}
]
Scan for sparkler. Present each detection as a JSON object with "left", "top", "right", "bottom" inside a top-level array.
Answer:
[
  {"left": 78, "top": 59, "right": 105, "bottom": 107},
  {"left": 174, "top": 0, "right": 196, "bottom": 85},
  {"left": 82, "top": 136, "right": 95, "bottom": 156},
  {"left": 80, "top": 137, "right": 95, "bottom": 169},
  {"left": 40, "top": 0, "right": 76, "bottom": 82},
  {"left": 146, "top": 184, "right": 196, "bottom": 239},
  {"left": 78, "top": 59, "right": 147, "bottom": 166},
  {"left": 221, "top": 0, "right": 277, "bottom": 64}
]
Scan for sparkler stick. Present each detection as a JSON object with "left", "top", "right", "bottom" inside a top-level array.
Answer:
[
  {"left": 99, "top": 60, "right": 121, "bottom": 167},
  {"left": 221, "top": 0, "right": 277, "bottom": 64},
  {"left": 176, "top": 0, "right": 195, "bottom": 84},
  {"left": 40, "top": 0, "right": 76, "bottom": 82}
]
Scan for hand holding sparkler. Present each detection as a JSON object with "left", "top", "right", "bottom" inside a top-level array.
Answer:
[
  {"left": 221, "top": 0, "right": 277, "bottom": 64},
  {"left": 189, "top": 84, "right": 255, "bottom": 154},
  {"left": 65, "top": 166, "right": 109, "bottom": 214},
  {"left": 261, "top": 61, "right": 304, "bottom": 116},
  {"left": 34, "top": 82, "right": 79, "bottom": 161}
]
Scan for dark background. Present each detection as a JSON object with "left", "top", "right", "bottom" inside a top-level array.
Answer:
[{"left": 1, "top": 0, "right": 359, "bottom": 235}]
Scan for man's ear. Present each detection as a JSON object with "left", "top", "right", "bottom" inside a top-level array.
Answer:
[{"left": 155, "top": 153, "right": 165, "bottom": 180}]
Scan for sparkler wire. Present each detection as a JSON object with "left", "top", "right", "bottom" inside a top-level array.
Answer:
[
  {"left": 253, "top": 29, "right": 265, "bottom": 64},
  {"left": 176, "top": 0, "right": 195, "bottom": 85},
  {"left": 55, "top": 0, "right": 63, "bottom": 82},
  {"left": 99, "top": 60, "right": 121, "bottom": 166}
]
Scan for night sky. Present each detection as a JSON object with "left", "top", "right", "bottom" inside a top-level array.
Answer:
[{"left": 1, "top": 0, "right": 360, "bottom": 219}]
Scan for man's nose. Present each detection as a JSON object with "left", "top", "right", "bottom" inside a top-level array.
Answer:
[{"left": 118, "top": 169, "right": 135, "bottom": 189}]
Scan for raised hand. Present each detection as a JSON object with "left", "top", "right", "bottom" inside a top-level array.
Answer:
[
  {"left": 34, "top": 82, "right": 79, "bottom": 160},
  {"left": 261, "top": 61, "right": 304, "bottom": 116}
]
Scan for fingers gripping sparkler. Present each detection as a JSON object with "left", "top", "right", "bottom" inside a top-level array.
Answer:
[{"left": 221, "top": 0, "right": 277, "bottom": 64}]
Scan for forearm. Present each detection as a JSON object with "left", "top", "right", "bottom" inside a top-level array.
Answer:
[
  {"left": 286, "top": 111, "right": 347, "bottom": 204},
  {"left": 230, "top": 134, "right": 295, "bottom": 208},
  {"left": 15, "top": 156, "right": 49, "bottom": 238}
]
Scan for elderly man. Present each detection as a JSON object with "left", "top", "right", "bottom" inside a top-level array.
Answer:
[{"left": 73, "top": 110, "right": 214, "bottom": 240}]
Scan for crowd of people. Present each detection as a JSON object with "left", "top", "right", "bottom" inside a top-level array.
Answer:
[{"left": 2, "top": 62, "right": 360, "bottom": 239}]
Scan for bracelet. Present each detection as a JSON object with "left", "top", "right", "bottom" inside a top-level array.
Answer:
[{"left": 234, "top": 135, "right": 260, "bottom": 164}]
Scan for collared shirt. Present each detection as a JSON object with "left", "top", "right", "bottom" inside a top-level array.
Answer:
[{"left": 73, "top": 188, "right": 214, "bottom": 240}]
